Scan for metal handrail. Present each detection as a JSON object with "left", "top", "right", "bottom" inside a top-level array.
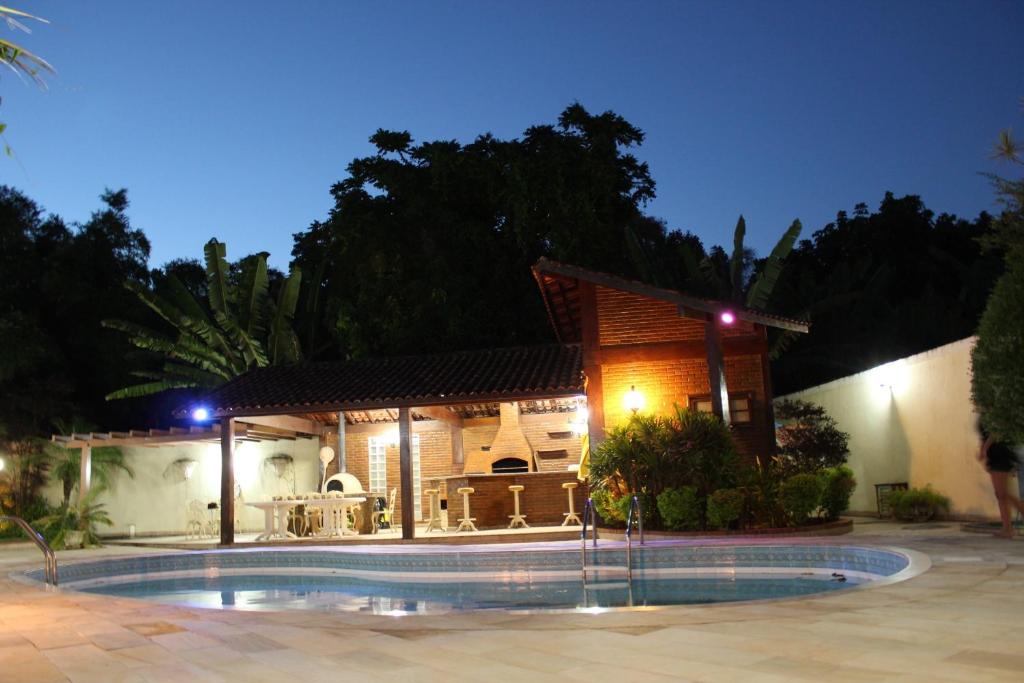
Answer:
[
  {"left": 624, "top": 495, "right": 645, "bottom": 581},
  {"left": 580, "top": 497, "right": 599, "bottom": 579},
  {"left": 0, "top": 515, "right": 58, "bottom": 585}
]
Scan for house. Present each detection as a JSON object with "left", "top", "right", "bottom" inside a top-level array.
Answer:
[{"left": 53, "top": 259, "right": 807, "bottom": 542}]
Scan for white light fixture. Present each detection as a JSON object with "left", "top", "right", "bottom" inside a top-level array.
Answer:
[
  {"left": 719, "top": 311, "right": 736, "bottom": 325},
  {"left": 624, "top": 385, "right": 645, "bottom": 413}
]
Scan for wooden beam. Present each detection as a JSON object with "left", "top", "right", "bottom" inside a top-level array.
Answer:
[
  {"left": 398, "top": 407, "right": 415, "bottom": 540},
  {"left": 579, "top": 280, "right": 606, "bottom": 449},
  {"left": 759, "top": 325, "right": 778, "bottom": 456},
  {"left": 337, "top": 411, "right": 347, "bottom": 472},
  {"left": 79, "top": 444, "right": 92, "bottom": 504},
  {"left": 597, "top": 337, "right": 768, "bottom": 366},
  {"left": 413, "top": 406, "right": 463, "bottom": 427},
  {"left": 238, "top": 414, "right": 323, "bottom": 436},
  {"left": 705, "top": 321, "right": 731, "bottom": 423},
  {"left": 220, "top": 418, "right": 235, "bottom": 546}
]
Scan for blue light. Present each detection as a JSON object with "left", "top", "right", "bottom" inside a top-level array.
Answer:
[{"left": 191, "top": 407, "right": 210, "bottom": 422}]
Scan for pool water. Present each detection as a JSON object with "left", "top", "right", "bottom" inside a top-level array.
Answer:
[{"left": 82, "top": 572, "right": 860, "bottom": 613}]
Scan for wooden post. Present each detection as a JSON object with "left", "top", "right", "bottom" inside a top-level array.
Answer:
[
  {"left": 579, "top": 281, "right": 606, "bottom": 448},
  {"left": 705, "top": 320, "right": 732, "bottom": 424},
  {"left": 220, "top": 417, "right": 235, "bottom": 546},
  {"left": 398, "top": 407, "right": 414, "bottom": 540},
  {"left": 78, "top": 444, "right": 92, "bottom": 504},
  {"left": 337, "top": 411, "right": 347, "bottom": 472},
  {"left": 759, "top": 324, "right": 777, "bottom": 455}
]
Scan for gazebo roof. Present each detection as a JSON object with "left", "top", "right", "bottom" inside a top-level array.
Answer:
[{"left": 178, "top": 343, "right": 584, "bottom": 419}]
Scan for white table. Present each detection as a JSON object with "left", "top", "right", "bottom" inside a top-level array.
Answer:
[
  {"left": 304, "top": 496, "right": 366, "bottom": 537},
  {"left": 247, "top": 500, "right": 300, "bottom": 541}
]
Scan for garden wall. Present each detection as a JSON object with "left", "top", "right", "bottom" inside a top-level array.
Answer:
[
  {"left": 777, "top": 337, "right": 1005, "bottom": 520},
  {"left": 40, "top": 437, "right": 320, "bottom": 537}
]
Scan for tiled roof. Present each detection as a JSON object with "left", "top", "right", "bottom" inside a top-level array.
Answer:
[{"left": 181, "top": 344, "right": 584, "bottom": 418}]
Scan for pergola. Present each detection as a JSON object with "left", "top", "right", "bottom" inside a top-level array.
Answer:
[
  {"left": 50, "top": 417, "right": 323, "bottom": 505},
  {"left": 176, "top": 344, "right": 585, "bottom": 545}
]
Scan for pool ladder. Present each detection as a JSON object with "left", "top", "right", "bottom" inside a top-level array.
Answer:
[
  {"left": 0, "top": 515, "right": 58, "bottom": 585},
  {"left": 580, "top": 496, "right": 644, "bottom": 605}
]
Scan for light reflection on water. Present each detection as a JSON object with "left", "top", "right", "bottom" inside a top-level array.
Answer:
[{"left": 83, "top": 573, "right": 859, "bottom": 614}]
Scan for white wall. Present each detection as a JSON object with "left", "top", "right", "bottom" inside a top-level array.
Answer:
[
  {"left": 778, "top": 337, "right": 1002, "bottom": 519},
  {"left": 42, "top": 437, "right": 320, "bottom": 536}
]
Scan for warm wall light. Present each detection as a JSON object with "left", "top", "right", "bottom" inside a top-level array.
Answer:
[
  {"left": 719, "top": 311, "right": 736, "bottom": 325},
  {"left": 569, "top": 399, "right": 589, "bottom": 436},
  {"left": 624, "top": 385, "right": 644, "bottom": 413}
]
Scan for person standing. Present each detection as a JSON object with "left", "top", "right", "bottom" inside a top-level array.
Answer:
[{"left": 978, "top": 425, "right": 1024, "bottom": 538}]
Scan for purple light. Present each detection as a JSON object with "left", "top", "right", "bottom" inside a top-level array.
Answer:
[
  {"left": 720, "top": 311, "right": 736, "bottom": 325},
  {"left": 191, "top": 407, "right": 210, "bottom": 421}
]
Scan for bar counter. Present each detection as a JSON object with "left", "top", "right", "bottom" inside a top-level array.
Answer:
[{"left": 442, "top": 471, "right": 588, "bottom": 529}]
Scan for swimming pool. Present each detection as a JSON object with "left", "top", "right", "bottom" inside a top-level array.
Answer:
[{"left": 24, "top": 543, "right": 925, "bottom": 614}]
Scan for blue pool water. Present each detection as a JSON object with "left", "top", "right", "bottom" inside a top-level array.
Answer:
[
  {"left": 81, "top": 572, "right": 859, "bottom": 613},
  {"left": 31, "top": 543, "right": 916, "bottom": 613}
]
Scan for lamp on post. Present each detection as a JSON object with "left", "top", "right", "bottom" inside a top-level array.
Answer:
[{"left": 624, "top": 385, "right": 644, "bottom": 414}]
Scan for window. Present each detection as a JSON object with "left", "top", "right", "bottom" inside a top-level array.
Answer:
[
  {"left": 690, "top": 393, "right": 753, "bottom": 425},
  {"left": 369, "top": 434, "right": 422, "bottom": 520},
  {"left": 368, "top": 436, "right": 387, "bottom": 493}
]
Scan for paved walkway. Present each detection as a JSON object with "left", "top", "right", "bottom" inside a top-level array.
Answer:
[{"left": 2, "top": 520, "right": 1022, "bottom": 682}]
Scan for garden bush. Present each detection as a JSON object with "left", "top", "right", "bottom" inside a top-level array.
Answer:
[
  {"left": 819, "top": 466, "right": 856, "bottom": 521},
  {"left": 707, "top": 488, "right": 744, "bottom": 530},
  {"left": 775, "top": 400, "right": 851, "bottom": 476},
  {"left": 779, "top": 473, "right": 823, "bottom": 526},
  {"left": 656, "top": 486, "right": 701, "bottom": 531},
  {"left": 888, "top": 486, "right": 950, "bottom": 522},
  {"left": 591, "top": 488, "right": 626, "bottom": 524}
]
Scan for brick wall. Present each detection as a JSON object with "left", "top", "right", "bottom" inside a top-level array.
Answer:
[
  {"left": 444, "top": 472, "right": 588, "bottom": 528},
  {"left": 596, "top": 286, "right": 705, "bottom": 344}
]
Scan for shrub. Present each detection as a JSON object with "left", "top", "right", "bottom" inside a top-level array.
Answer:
[
  {"left": 888, "top": 486, "right": 951, "bottom": 522},
  {"left": 779, "top": 473, "right": 823, "bottom": 526},
  {"left": 656, "top": 486, "right": 701, "bottom": 531},
  {"left": 819, "top": 466, "right": 856, "bottom": 521},
  {"left": 591, "top": 488, "right": 626, "bottom": 525},
  {"left": 707, "top": 488, "right": 744, "bottom": 530},
  {"left": 775, "top": 399, "right": 851, "bottom": 476},
  {"left": 738, "top": 456, "right": 786, "bottom": 528}
]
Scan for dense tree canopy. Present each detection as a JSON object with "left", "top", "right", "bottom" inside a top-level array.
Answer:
[
  {"left": 770, "top": 193, "right": 1001, "bottom": 393},
  {"left": 290, "top": 104, "right": 668, "bottom": 359},
  {"left": 0, "top": 103, "right": 1008, "bottom": 441}
]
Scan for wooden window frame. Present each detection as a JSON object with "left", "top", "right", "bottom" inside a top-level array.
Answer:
[{"left": 688, "top": 391, "right": 755, "bottom": 426}]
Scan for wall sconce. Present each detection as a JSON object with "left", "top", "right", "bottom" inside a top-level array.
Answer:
[
  {"left": 624, "top": 385, "right": 644, "bottom": 413},
  {"left": 568, "top": 400, "right": 589, "bottom": 436},
  {"left": 191, "top": 406, "right": 210, "bottom": 422},
  {"left": 719, "top": 311, "right": 735, "bottom": 325}
]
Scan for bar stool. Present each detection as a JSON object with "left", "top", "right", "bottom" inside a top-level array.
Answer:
[
  {"left": 562, "top": 482, "right": 582, "bottom": 526},
  {"left": 456, "top": 487, "right": 478, "bottom": 532},
  {"left": 424, "top": 488, "right": 444, "bottom": 532},
  {"left": 508, "top": 485, "right": 529, "bottom": 529}
]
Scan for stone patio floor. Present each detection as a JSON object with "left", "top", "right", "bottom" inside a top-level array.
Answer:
[{"left": 2, "top": 519, "right": 1023, "bottom": 682}]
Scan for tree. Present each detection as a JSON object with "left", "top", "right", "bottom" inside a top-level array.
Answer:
[
  {"left": 49, "top": 420, "right": 134, "bottom": 507},
  {"left": 104, "top": 239, "right": 303, "bottom": 398},
  {"left": 774, "top": 399, "right": 850, "bottom": 476},
  {"left": 0, "top": 6, "right": 55, "bottom": 154},
  {"left": 771, "top": 193, "right": 1001, "bottom": 394},
  {"left": 290, "top": 103, "right": 658, "bottom": 360},
  {"left": 972, "top": 121, "right": 1024, "bottom": 442}
]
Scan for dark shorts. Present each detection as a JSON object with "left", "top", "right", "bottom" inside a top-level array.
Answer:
[{"left": 987, "top": 443, "right": 1019, "bottom": 473}]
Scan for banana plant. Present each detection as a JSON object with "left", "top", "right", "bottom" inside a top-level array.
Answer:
[{"left": 103, "top": 239, "right": 303, "bottom": 399}]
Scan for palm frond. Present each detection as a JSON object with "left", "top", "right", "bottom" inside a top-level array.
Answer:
[
  {"left": 238, "top": 254, "right": 269, "bottom": 338},
  {"left": 204, "top": 239, "right": 230, "bottom": 315},
  {"left": 267, "top": 267, "right": 303, "bottom": 364},
  {"left": 105, "top": 379, "right": 198, "bottom": 400},
  {"left": 729, "top": 215, "right": 746, "bottom": 303},
  {"left": 215, "top": 311, "right": 269, "bottom": 368},
  {"left": 746, "top": 219, "right": 802, "bottom": 311}
]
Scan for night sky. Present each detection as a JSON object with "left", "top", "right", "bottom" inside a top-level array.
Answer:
[{"left": 5, "top": 0, "right": 1023, "bottom": 268}]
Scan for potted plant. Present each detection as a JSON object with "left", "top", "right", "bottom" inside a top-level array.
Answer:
[
  {"left": 888, "top": 486, "right": 951, "bottom": 522},
  {"left": 35, "top": 488, "right": 113, "bottom": 549}
]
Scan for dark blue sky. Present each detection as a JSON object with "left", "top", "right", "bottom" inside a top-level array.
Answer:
[{"left": 6, "top": 1, "right": 1023, "bottom": 268}]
